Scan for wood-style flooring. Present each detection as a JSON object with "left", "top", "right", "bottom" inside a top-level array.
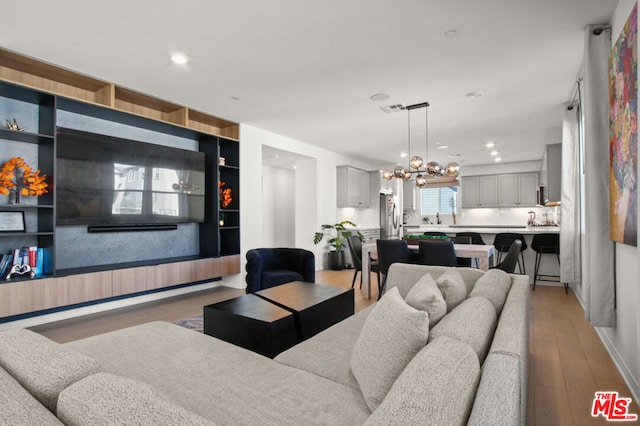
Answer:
[{"left": 29, "top": 270, "right": 638, "bottom": 425}]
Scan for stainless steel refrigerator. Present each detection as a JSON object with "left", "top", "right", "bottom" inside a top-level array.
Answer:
[{"left": 379, "top": 191, "right": 401, "bottom": 239}]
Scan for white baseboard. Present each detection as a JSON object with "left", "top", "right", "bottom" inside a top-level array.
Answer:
[
  {"left": 572, "top": 286, "right": 640, "bottom": 403},
  {"left": 0, "top": 281, "right": 229, "bottom": 332}
]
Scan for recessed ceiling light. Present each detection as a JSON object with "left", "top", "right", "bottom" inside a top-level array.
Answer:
[
  {"left": 448, "top": 154, "right": 461, "bottom": 158},
  {"left": 170, "top": 53, "right": 189, "bottom": 65},
  {"left": 437, "top": 145, "right": 449, "bottom": 149},
  {"left": 400, "top": 152, "right": 408, "bottom": 158},
  {"left": 490, "top": 151, "right": 498, "bottom": 156},
  {"left": 370, "top": 93, "right": 391, "bottom": 101},
  {"left": 466, "top": 90, "right": 484, "bottom": 98},
  {"left": 230, "top": 96, "right": 240, "bottom": 101},
  {"left": 444, "top": 29, "right": 458, "bottom": 38},
  {"left": 495, "top": 157, "right": 502, "bottom": 162},
  {"left": 485, "top": 142, "right": 495, "bottom": 148}
]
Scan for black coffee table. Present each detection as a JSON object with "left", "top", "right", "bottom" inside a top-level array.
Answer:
[
  {"left": 203, "top": 294, "right": 298, "bottom": 358},
  {"left": 255, "top": 281, "right": 354, "bottom": 341}
]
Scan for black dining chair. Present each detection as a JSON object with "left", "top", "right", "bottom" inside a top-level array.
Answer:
[
  {"left": 531, "top": 233, "right": 566, "bottom": 292},
  {"left": 451, "top": 235, "right": 472, "bottom": 267},
  {"left": 491, "top": 239, "right": 522, "bottom": 274},
  {"left": 455, "top": 232, "right": 486, "bottom": 245},
  {"left": 417, "top": 240, "right": 457, "bottom": 267},
  {"left": 347, "top": 235, "right": 380, "bottom": 290},
  {"left": 493, "top": 233, "right": 527, "bottom": 274},
  {"left": 376, "top": 239, "right": 412, "bottom": 300}
]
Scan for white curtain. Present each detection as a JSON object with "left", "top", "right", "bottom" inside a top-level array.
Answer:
[
  {"left": 560, "top": 105, "right": 581, "bottom": 286},
  {"left": 581, "top": 25, "right": 616, "bottom": 327}
]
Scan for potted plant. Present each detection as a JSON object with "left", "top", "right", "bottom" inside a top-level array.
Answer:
[{"left": 314, "top": 220, "right": 363, "bottom": 270}]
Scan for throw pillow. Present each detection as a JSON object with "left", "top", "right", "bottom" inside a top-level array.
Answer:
[
  {"left": 469, "top": 269, "right": 512, "bottom": 314},
  {"left": 404, "top": 273, "right": 447, "bottom": 326},
  {"left": 351, "top": 287, "right": 430, "bottom": 411},
  {"left": 435, "top": 268, "right": 467, "bottom": 311}
]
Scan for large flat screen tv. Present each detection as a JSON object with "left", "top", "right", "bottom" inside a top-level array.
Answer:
[{"left": 56, "top": 128, "right": 205, "bottom": 226}]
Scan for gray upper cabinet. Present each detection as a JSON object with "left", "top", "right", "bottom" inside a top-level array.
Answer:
[
  {"left": 540, "top": 143, "right": 562, "bottom": 202},
  {"left": 403, "top": 180, "right": 417, "bottom": 210},
  {"left": 337, "top": 166, "right": 370, "bottom": 207},
  {"left": 498, "top": 173, "right": 538, "bottom": 207},
  {"left": 461, "top": 175, "right": 498, "bottom": 208}
]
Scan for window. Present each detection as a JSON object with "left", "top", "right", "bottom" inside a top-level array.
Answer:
[{"left": 421, "top": 187, "right": 458, "bottom": 215}]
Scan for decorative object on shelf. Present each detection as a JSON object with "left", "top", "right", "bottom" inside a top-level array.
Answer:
[
  {"left": 382, "top": 102, "right": 460, "bottom": 187},
  {"left": 0, "top": 211, "right": 26, "bottom": 232},
  {"left": 219, "top": 212, "right": 225, "bottom": 226},
  {"left": 6, "top": 263, "right": 35, "bottom": 280},
  {"left": 0, "top": 157, "right": 48, "bottom": 204},
  {"left": 219, "top": 181, "right": 232, "bottom": 208},
  {"left": 5, "top": 118, "right": 27, "bottom": 132},
  {"left": 219, "top": 157, "right": 226, "bottom": 165},
  {"left": 313, "top": 221, "right": 363, "bottom": 270}
]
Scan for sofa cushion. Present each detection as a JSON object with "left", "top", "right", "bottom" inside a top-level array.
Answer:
[
  {"left": 0, "top": 328, "right": 101, "bottom": 413},
  {"left": 365, "top": 336, "right": 480, "bottom": 426},
  {"left": 385, "top": 263, "right": 484, "bottom": 297},
  {"left": 467, "top": 353, "right": 521, "bottom": 426},
  {"left": 275, "top": 304, "right": 374, "bottom": 390},
  {"left": 469, "top": 269, "right": 512, "bottom": 314},
  {"left": 351, "top": 287, "right": 429, "bottom": 411},
  {"left": 404, "top": 273, "right": 447, "bottom": 326},
  {"left": 0, "top": 365, "right": 63, "bottom": 425},
  {"left": 435, "top": 268, "right": 468, "bottom": 311},
  {"left": 428, "top": 296, "right": 497, "bottom": 363},
  {"left": 57, "top": 372, "right": 215, "bottom": 426},
  {"left": 67, "top": 321, "right": 371, "bottom": 425}
]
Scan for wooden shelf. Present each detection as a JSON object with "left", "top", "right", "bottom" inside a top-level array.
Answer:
[
  {"left": 114, "top": 86, "right": 188, "bottom": 126},
  {"left": 188, "top": 109, "right": 238, "bottom": 140}
]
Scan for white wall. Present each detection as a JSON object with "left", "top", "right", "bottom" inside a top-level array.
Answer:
[
  {"left": 261, "top": 165, "right": 295, "bottom": 247},
  {"left": 237, "top": 124, "right": 380, "bottom": 281},
  {"left": 596, "top": 0, "right": 640, "bottom": 401}
]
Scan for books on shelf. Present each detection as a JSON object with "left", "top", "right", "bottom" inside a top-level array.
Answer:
[{"left": 1, "top": 246, "right": 47, "bottom": 280}]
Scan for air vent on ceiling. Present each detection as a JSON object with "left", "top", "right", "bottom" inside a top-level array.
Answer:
[{"left": 380, "top": 104, "right": 406, "bottom": 114}]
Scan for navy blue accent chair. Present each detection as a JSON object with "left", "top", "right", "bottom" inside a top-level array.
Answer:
[{"left": 245, "top": 248, "right": 315, "bottom": 294}]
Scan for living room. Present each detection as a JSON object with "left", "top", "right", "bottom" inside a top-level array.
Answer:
[{"left": 0, "top": 1, "right": 639, "bottom": 424}]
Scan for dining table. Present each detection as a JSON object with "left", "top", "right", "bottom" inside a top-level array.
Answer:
[{"left": 360, "top": 242, "right": 496, "bottom": 299}]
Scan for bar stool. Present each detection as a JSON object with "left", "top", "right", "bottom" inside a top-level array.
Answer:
[
  {"left": 493, "top": 233, "right": 527, "bottom": 274},
  {"left": 531, "top": 233, "right": 566, "bottom": 292}
]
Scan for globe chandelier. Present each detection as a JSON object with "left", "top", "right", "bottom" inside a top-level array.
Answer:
[{"left": 382, "top": 101, "right": 460, "bottom": 187}]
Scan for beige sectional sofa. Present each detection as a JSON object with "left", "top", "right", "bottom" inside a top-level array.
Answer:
[{"left": 0, "top": 263, "right": 529, "bottom": 425}]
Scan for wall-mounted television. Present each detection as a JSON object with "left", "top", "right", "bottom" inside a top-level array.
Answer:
[{"left": 56, "top": 128, "right": 205, "bottom": 226}]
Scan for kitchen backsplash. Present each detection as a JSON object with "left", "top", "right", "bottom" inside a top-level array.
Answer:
[{"left": 403, "top": 206, "right": 560, "bottom": 227}]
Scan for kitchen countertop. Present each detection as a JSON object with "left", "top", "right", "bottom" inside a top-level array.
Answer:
[{"left": 403, "top": 225, "right": 560, "bottom": 235}]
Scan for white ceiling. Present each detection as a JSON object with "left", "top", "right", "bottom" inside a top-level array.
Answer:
[{"left": 0, "top": 0, "right": 618, "bottom": 169}]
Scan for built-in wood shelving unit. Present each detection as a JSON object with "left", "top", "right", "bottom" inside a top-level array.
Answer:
[{"left": 0, "top": 48, "right": 239, "bottom": 140}]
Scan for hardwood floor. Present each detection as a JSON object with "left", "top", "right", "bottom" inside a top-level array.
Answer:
[{"left": 29, "top": 270, "right": 637, "bottom": 425}]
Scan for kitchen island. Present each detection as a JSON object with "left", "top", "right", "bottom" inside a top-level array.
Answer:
[{"left": 403, "top": 225, "right": 561, "bottom": 288}]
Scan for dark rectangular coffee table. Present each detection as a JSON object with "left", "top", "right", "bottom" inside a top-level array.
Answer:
[
  {"left": 203, "top": 294, "right": 298, "bottom": 358},
  {"left": 255, "top": 281, "right": 354, "bottom": 341}
]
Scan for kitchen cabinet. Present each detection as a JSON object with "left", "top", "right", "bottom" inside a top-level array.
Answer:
[
  {"left": 337, "top": 166, "right": 370, "bottom": 207},
  {"left": 461, "top": 175, "right": 498, "bottom": 208},
  {"left": 498, "top": 173, "right": 538, "bottom": 207},
  {"left": 540, "top": 143, "right": 562, "bottom": 202}
]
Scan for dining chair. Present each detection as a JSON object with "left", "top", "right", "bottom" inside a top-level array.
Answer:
[
  {"left": 451, "top": 235, "right": 472, "bottom": 267},
  {"left": 455, "top": 232, "right": 486, "bottom": 245},
  {"left": 417, "top": 240, "right": 457, "bottom": 267},
  {"left": 493, "top": 233, "right": 527, "bottom": 274},
  {"left": 531, "top": 233, "right": 566, "bottom": 292},
  {"left": 491, "top": 239, "right": 522, "bottom": 274},
  {"left": 376, "top": 239, "right": 412, "bottom": 300},
  {"left": 347, "top": 235, "right": 380, "bottom": 290}
]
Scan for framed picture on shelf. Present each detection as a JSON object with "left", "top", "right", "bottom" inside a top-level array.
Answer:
[{"left": 0, "top": 211, "right": 26, "bottom": 232}]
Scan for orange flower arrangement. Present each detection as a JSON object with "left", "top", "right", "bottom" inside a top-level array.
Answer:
[
  {"left": 0, "top": 157, "right": 48, "bottom": 202},
  {"left": 219, "top": 180, "right": 232, "bottom": 208}
]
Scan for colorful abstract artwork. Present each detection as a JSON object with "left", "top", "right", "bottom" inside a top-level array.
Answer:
[{"left": 610, "top": 3, "right": 638, "bottom": 246}]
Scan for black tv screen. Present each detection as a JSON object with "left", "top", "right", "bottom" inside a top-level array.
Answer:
[{"left": 56, "top": 128, "right": 205, "bottom": 226}]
